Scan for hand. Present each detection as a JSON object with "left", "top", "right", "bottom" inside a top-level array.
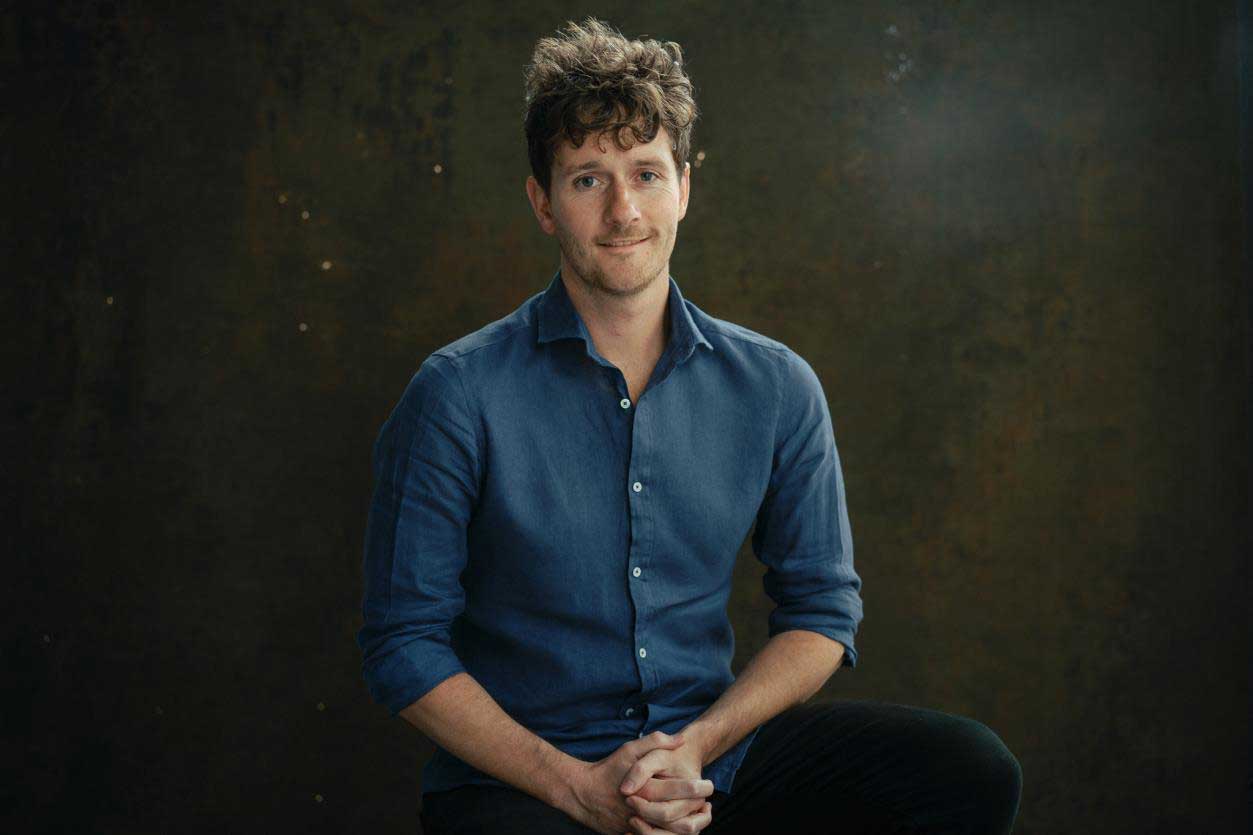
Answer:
[
  {"left": 624, "top": 800, "right": 713, "bottom": 835},
  {"left": 561, "top": 731, "right": 714, "bottom": 835},
  {"left": 620, "top": 735, "right": 713, "bottom": 835}
]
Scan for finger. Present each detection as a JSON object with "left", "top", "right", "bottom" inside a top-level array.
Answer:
[
  {"left": 627, "top": 794, "right": 707, "bottom": 826},
  {"left": 627, "top": 791, "right": 706, "bottom": 822},
  {"left": 699, "top": 802, "right": 714, "bottom": 831},
  {"left": 620, "top": 746, "right": 679, "bottom": 794},
  {"left": 629, "top": 815, "right": 667, "bottom": 835},
  {"left": 669, "top": 802, "right": 713, "bottom": 835},
  {"left": 627, "top": 730, "right": 685, "bottom": 759},
  {"left": 630, "top": 803, "right": 712, "bottom": 835},
  {"left": 637, "top": 777, "right": 715, "bottom": 802}
]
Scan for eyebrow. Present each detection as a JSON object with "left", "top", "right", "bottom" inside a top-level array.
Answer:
[{"left": 562, "top": 155, "right": 670, "bottom": 175}]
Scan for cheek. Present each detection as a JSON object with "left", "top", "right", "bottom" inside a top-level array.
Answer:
[
  {"left": 648, "top": 194, "right": 683, "bottom": 221},
  {"left": 556, "top": 207, "right": 593, "bottom": 235}
]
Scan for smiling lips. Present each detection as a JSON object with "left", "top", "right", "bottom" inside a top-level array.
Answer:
[{"left": 599, "top": 237, "right": 649, "bottom": 250}]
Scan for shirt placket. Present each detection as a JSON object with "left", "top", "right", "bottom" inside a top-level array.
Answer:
[{"left": 619, "top": 375, "right": 656, "bottom": 738}]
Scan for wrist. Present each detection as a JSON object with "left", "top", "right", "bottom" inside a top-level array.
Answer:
[
  {"left": 680, "top": 720, "right": 719, "bottom": 767},
  {"left": 545, "top": 751, "right": 587, "bottom": 813}
]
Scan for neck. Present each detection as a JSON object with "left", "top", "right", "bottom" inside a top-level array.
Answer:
[{"left": 560, "top": 267, "right": 671, "bottom": 368}]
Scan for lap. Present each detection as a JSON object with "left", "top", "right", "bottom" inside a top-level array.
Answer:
[
  {"left": 419, "top": 700, "right": 1021, "bottom": 835},
  {"left": 707, "top": 699, "right": 1022, "bottom": 834}
]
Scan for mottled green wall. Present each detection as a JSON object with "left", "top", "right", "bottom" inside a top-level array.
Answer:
[{"left": 7, "top": 1, "right": 1247, "bottom": 833}]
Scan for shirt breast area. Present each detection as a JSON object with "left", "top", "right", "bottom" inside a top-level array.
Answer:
[{"left": 456, "top": 324, "right": 781, "bottom": 614}]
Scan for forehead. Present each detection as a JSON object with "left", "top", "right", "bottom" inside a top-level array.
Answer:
[{"left": 554, "top": 125, "right": 675, "bottom": 173}]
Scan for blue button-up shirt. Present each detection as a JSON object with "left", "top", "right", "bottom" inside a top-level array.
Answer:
[{"left": 357, "top": 270, "right": 863, "bottom": 798}]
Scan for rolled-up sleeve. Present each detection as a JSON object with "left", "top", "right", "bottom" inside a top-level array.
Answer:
[
  {"left": 751, "top": 349, "right": 863, "bottom": 669},
  {"left": 357, "top": 352, "right": 481, "bottom": 714}
]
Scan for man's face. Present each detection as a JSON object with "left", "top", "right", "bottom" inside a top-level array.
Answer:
[{"left": 526, "top": 125, "right": 690, "bottom": 299}]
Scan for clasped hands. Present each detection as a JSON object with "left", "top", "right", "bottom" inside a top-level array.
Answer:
[{"left": 564, "top": 730, "right": 716, "bottom": 835}]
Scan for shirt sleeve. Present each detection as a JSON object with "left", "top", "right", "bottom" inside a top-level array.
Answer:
[
  {"left": 356, "top": 352, "right": 481, "bottom": 715},
  {"left": 751, "top": 349, "right": 864, "bottom": 669}
]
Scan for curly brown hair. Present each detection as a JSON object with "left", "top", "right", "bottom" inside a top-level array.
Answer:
[{"left": 523, "top": 17, "right": 699, "bottom": 196}]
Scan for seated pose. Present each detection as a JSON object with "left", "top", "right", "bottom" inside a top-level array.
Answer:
[{"left": 357, "top": 16, "right": 1022, "bottom": 835}]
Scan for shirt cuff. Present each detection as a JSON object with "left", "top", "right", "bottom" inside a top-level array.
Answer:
[{"left": 363, "top": 637, "right": 468, "bottom": 716}]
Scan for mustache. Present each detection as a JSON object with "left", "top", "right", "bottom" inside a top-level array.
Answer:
[{"left": 596, "top": 230, "right": 654, "bottom": 242}]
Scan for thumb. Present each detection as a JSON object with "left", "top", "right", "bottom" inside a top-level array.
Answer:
[{"left": 620, "top": 744, "right": 680, "bottom": 794}]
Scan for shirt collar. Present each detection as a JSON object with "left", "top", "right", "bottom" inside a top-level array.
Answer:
[{"left": 535, "top": 269, "right": 713, "bottom": 359}]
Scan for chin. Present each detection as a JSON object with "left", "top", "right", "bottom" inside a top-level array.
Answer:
[{"left": 593, "top": 269, "right": 654, "bottom": 295}]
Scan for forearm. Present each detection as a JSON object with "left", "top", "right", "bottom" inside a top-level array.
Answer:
[
  {"left": 398, "top": 671, "right": 584, "bottom": 809},
  {"left": 681, "top": 629, "right": 846, "bottom": 766}
]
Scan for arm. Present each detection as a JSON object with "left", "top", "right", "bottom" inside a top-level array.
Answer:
[
  {"left": 399, "top": 671, "right": 586, "bottom": 809},
  {"left": 401, "top": 674, "right": 698, "bottom": 828},
  {"left": 614, "top": 630, "right": 844, "bottom": 829},
  {"left": 359, "top": 356, "right": 579, "bottom": 803},
  {"left": 686, "top": 349, "right": 863, "bottom": 765},
  {"left": 356, "top": 356, "right": 584, "bottom": 800},
  {"left": 680, "top": 629, "right": 846, "bottom": 765},
  {"left": 357, "top": 354, "right": 478, "bottom": 720}
]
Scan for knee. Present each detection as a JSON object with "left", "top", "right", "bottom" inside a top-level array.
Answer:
[{"left": 951, "top": 717, "right": 1023, "bottom": 828}]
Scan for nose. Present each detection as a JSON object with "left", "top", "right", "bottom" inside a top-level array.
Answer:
[{"left": 605, "top": 179, "right": 641, "bottom": 228}]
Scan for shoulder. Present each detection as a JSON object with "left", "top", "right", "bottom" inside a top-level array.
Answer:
[
  {"left": 688, "top": 301, "right": 791, "bottom": 355},
  {"left": 396, "top": 291, "right": 542, "bottom": 415},
  {"left": 417, "top": 289, "right": 546, "bottom": 387},
  {"left": 430, "top": 291, "right": 541, "bottom": 363},
  {"left": 687, "top": 301, "right": 820, "bottom": 392}
]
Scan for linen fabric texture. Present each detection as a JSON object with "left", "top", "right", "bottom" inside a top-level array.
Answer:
[{"left": 356, "top": 270, "right": 863, "bottom": 797}]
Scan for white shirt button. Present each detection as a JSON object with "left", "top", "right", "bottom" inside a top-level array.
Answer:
[
  {"left": 632, "top": 567, "right": 641, "bottom": 577},
  {"left": 620, "top": 398, "right": 631, "bottom": 409},
  {"left": 638, "top": 730, "right": 644, "bottom": 738},
  {"left": 625, "top": 707, "right": 634, "bottom": 716},
  {"left": 639, "top": 647, "right": 647, "bottom": 658},
  {"left": 632, "top": 481, "right": 642, "bottom": 492}
]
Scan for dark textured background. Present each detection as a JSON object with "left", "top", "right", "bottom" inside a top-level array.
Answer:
[{"left": 5, "top": 1, "right": 1248, "bottom": 833}]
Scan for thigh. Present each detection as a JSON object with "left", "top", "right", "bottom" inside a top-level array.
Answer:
[
  {"left": 420, "top": 784, "right": 598, "bottom": 835},
  {"left": 706, "top": 700, "right": 1022, "bottom": 835}
]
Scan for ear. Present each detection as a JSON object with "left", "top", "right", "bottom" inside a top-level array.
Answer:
[
  {"left": 677, "top": 161, "right": 690, "bottom": 222},
  {"left": 526, "top": 175, "right": 557, "bottom": 236}
]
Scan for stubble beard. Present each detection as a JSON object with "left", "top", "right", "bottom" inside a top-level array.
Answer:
[{"left": 555, "top": 223, "right": 671, "bottom": 300}]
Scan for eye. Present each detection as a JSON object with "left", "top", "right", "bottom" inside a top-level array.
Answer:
[
  {"left": 640, "top": 171, "right": 659, "bottom": 183},
  {"left": 574, "top": 175, "right": 597, "bottom": 189}
]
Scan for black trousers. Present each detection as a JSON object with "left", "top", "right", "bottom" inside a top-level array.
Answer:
[{"left": 419, "top": 699, "right": 1023, "bottom": 834}]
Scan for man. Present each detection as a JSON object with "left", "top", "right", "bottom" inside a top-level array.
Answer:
[{"left": 357, "top": 17, "right": 1022, "bottom": 835}]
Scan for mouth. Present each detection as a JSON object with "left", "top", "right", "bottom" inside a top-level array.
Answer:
[{"left": 599, "top": 236, "right": 649, "bottom": 251}]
